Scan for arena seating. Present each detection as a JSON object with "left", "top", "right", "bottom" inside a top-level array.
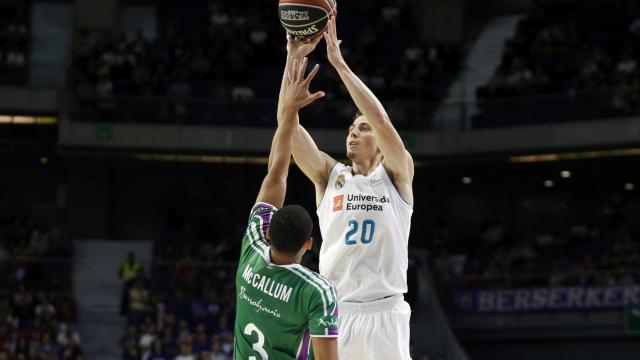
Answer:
[
  {"left": 70, "top": 0, "right": 460, "bottom": 129},
  {"left": 473, "top": 0, "right": 640, "bottom": 128},
  {"left": 0, "top": 206, "right": 82, "bottom": 359},
  {"left": 0, "top": 0, "right": 29, "bottom": 86}
]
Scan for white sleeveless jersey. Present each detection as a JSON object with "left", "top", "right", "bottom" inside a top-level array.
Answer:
[{"left": 317, "top": 162, "right": 413, "bottom": 302}]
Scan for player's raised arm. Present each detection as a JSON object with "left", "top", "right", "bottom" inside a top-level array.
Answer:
[
  {"left": 324, "top": 17, "right": 414, "bottom": 202},
  {"left": 256, "top": 57, "right": 325, "bottom": 207},
  {"left": 280, "top": 37, "right": 337, "bottom": 202},
  {"left": 277, "top": 36, "right": 321, "bottom": 120}
]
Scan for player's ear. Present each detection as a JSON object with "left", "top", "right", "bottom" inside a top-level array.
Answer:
[{"left": 305, "top": 237, "right": 313, "bottom": 250}]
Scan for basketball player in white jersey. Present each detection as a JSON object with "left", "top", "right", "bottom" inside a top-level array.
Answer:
[{"left": 287, "top": 18, "right": 414, "bottom": 359}]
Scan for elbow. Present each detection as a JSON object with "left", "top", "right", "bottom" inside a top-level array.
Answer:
[{"left": 367, "top": 112, "right": 390, "bottom": 126}]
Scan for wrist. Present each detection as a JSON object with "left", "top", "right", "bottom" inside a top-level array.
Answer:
[
  {"left": 287, "top": 52, "right": 305, "bottom": 60},
  {"left": 331, "top": 59, "right": 348, "bottom": 71},
  {"left": 279, "top": 105, "right": 300, "bottom": 117}
]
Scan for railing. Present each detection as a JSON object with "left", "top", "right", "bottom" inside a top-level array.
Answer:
[
  {"left": 70, "top": 89, "right": 640, "bottom": 131},
  {"left": 70, "top": 95, "right": 440, "bottom": 130},
  {"left": 435, "top": 266, "right": 640, "bottom": 290}
]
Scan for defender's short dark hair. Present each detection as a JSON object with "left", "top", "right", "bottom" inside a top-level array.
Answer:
[{"left": 269, "top": 205, "right": 313, "bottom": 254}]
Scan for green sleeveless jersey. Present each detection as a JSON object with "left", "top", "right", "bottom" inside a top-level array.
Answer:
[{"left": 234, "top": 203, "right": 339, "bottom": 360}]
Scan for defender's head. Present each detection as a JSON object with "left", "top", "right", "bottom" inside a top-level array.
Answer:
[
  {"left": 269, "top": 204, "right": 313, "bottom": 255},
  {"left": 346, "top": 111, "right": 382, "bottom": 162}
]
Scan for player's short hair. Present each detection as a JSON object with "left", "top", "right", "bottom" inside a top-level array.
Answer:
[
  {"left": 269, "top": 205, "right": 313, "bottom": 254},
  {"left": 352, "top": 110, "right": 363, "bottom": 121}
]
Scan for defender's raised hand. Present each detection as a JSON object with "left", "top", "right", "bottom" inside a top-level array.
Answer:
[{"left": 280, "top": 57, "right": 325, "bottom": 113}]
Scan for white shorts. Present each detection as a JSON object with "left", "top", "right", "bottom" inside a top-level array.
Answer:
[{"left": 338, "top": 294, "right": 412, "bottom": 360}]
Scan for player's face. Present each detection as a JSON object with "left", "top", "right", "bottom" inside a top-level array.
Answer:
[{"left": 346, "top": 116, "right": 379, "bottom": 161}]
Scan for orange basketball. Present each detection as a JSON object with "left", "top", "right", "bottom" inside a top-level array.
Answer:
[{"left": 278, "top": 0, "right": 337, "bottom": 39}]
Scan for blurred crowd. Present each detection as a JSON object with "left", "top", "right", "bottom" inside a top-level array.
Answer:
[
  {"left": 0, "top": 0, "right": 28, "bottom": 85},
  {"left": 0, "top": 206, "right": 81, "bottom": 359},
  {"left": 117, "top": 206, "right": 240, "bottom": 360},
  {"left": 430, "top": 212, "right": 640, "bottom": 290},
  {"left": 118, "top": 254, "right": 236, "bottom": 360},
  {"left": 475, "top": 0, "right": 640, "bottom": 126},
  {"left": 70, "top": 0, "right": 460, "bottom": 129}
]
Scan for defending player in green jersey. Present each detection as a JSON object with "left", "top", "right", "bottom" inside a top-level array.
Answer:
[{"left": 233, "top": 40, "right": 339, "bottom": 360}]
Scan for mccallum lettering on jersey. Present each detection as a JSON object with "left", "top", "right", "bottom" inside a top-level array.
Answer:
[
  {"left": 239, "top": 286, "right": 282, "bottom": 318},
  {"left": 332, "top": 193, "right": 390, "bottom": 213},
  {"left": 241, "top": 264, "right": 293, "bottom": 303}
]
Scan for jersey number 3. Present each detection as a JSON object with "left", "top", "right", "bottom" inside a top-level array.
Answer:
[
  {"left": 244, "top": 323, "right": 269, "bottom": 360},
  {"left": 345, "top": 219, "right": 376, "bottom": 245}
]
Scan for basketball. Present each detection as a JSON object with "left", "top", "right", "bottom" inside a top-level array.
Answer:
[{"left": 278, "top": 0, "right": 337, "bottom": 40}]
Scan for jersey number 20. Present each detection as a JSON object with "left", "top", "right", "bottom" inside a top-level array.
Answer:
[
  {"left": 345, "top": 219, "right": 376, "bottom": 245},
  {"left": 244, "top": 323, "right": 269, "bottom": 360}
]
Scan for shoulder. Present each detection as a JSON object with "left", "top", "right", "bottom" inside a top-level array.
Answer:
[
  {"left": 248, "top": 202, "right": 278, "bottom": 230},
  {"left": 299, "top": 266, "right": 338, "bottom": 310},
  {"left": 321, "top": 161, "right": 344, "bottom": 183},
  {"left": 332, "top": 162, "right": 349, "bottom": 175},
  {"left": 250, "top": 202, "right": 278, "bottom": 216},
  {"left": 290, "top": 266, "right": 336, "bottom": 301}
]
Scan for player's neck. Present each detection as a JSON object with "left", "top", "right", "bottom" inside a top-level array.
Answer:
[
  {"left": 351, "top": 157, "right": 381, "bottom": 176},
  {"left": 270, "top": 249, "right": 301, "bottom": 266}
]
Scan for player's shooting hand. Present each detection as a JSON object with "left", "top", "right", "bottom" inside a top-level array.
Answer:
[
  {"left": 281, "top": 57, "right": 325, "bottom": 114},
  {"left": 323, "top": 17, "right": 345, "bottom": 68},
  {"left": 286, "top": 35, "right": 322, "bottom": 59}
]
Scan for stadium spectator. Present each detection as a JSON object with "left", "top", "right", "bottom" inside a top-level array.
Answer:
[
  {"left": 35, "top": 292, "right": 56, "bottom": 320},
  {"left": 128, "top": 278, "right": 150, "bottom": 324},
  {"left": 138, "top": 321, "right": 157, "bottom": 355},
  {"left": 146, "top": 339, "right": 169, "bottom": 360},
  {"left": 119, "top": 252, "right": 143, "bottom": 314},
  {"left": 209, "top": 337, "right": 229, "bottom": 360},
  {"left": 191, "top": 324, "right": 210, "bottom": 356},
  {"left": 56, "top": 322, "right": 81, "bottom": 348},
  {"left": 175, "top": 340, "right": 195, "bottom": 360}
]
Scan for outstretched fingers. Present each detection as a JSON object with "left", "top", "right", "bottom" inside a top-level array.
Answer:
[
  {"left": 299, "top": 57, "right": 309, "bottom": 80},
  {"left": 304, "top": 63, "right": 320, "bottom": 85},
  {"left": 323, "top": 17, "right": 341, "bottom": 49},
  {"left": 328, "top": 16, "right": 336, "bottom": 39},
  {"left": 292, "top": 58, "right": 302, "bottom": 83},
  {"left": 292, "top": 57, "right": 306, "bottom": 83},
  {"left": 302, "top": 90, "right": 326, "bottom": 107}
]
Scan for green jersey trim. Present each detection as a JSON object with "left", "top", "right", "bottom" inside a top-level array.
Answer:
[
  {"left": 291, "top": 266, "right": 337, "bottom": 315},
  {"left": 244, "top": 202, "right": 274, "bottom": 261}
]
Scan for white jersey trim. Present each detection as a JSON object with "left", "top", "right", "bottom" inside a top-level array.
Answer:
[{"left": 310, "top": 335, "right": 339, "bottom": 338}]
